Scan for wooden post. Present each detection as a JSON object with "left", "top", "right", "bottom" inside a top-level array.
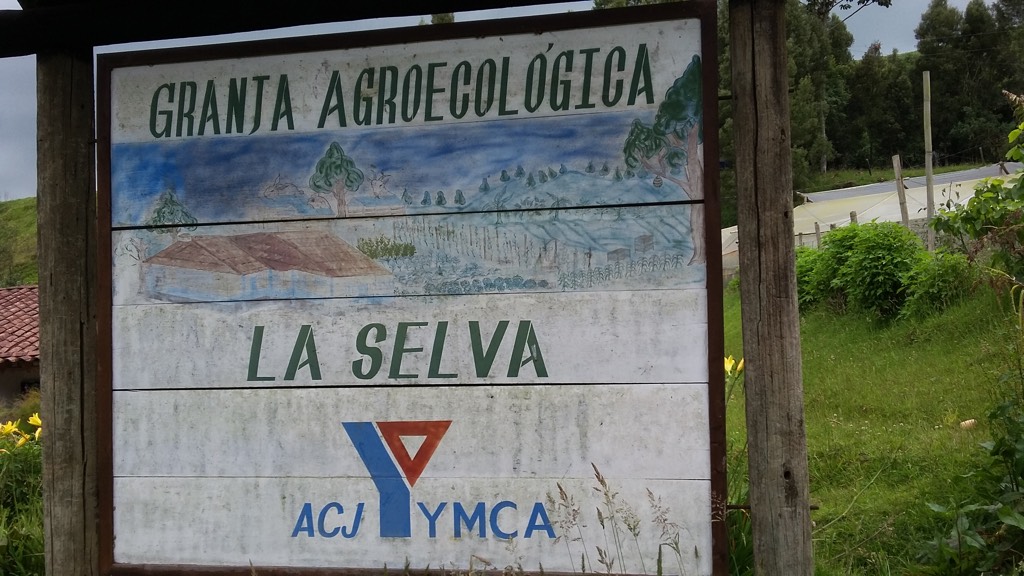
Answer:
[
  {"left": 814, "top": 221, "right": 822, "bottom": 246},
  {"left": 37, "top": 48, "right": 99, "bottom": 576},
  {"left": 892, "top": 154, "right": 909, "bottom": 226},
  {"left": 798, "top": 232, "right": 804, "bottom": 246},
  {"left": 730, "top": 1, "right": 813, "bottom": 574},
  {"left": 924, "top": 71, "right": 935, "bottom": 250},
  {"left": 830, "top": 223, "right": 836, "bottom": 231},
  {"left": 849, "top": 211, "right": 858, "bottom": 224}
]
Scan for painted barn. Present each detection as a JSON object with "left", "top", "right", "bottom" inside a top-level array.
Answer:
[
  {"left": 0, "top": 285, "right": 40, "bottom": 402},
  {"left": 142, "top": 231, "right": 393, "bottom": 302}
]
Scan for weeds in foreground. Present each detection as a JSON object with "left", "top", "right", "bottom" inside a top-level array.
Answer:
[
  {"left": 915, "top": 277, "right": 1024, "bottom": 573},
  {"left": 548, "top": 464, "right": 698, "bottom": 575}
]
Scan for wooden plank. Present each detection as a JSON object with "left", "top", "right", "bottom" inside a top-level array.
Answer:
[
  {"left": 111, "top": 290, "right": 709, "bottom": 388},
  {"left": 112, "top": 384, "right": 709, "bottom": 479},
  {"left": 111, "top": 205, "right": 705, "bottom": 304},
  {"left": 36, "top": 48, "right": 100, "bottom": 576},
  {"left": 112, "top": 476, "right": 711, "bottom": 573},
  {"left": 105, "top": 17, "right": 704, "bottom": 228}
]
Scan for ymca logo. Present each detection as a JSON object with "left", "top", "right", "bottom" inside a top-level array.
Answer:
[
  {"left": 292, "top": 419, "right": 555, "bottom": 540},
  {"left": 343, "top": 420, "right": 452, "bottom": 538}
]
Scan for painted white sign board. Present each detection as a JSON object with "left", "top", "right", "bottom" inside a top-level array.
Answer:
[{"left": 99, "top": 4, "right": 722, "bottom": 574}]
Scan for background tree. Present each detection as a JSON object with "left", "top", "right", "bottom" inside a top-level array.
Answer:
[
  {"left": 995, "top": 0, "right": 1024, "bottom": 92},
  {"left": 842, "top": 42, "right": 913, "bottom": 170},
  {"left": 309, "top": 142, "right": 364, "bottom": 217}
]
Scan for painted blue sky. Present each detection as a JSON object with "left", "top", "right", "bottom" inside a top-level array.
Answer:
[{"left": 110, "top": 109, "right": 662, "bottom": 227}]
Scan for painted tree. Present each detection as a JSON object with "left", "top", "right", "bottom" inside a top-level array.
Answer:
[
  {"left": 623, "top": 54, "right": 705, "bottom": 264},
  {"left": 454, "top": 189, "right": 466, "bottom": 205},
  {"left": 309, "top": 142, "right": 364, "bottom": 217},
  {"left": 145, "top": 186, "right": 197, "bottom": 239}
]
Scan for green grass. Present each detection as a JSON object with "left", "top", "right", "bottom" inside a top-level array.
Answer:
[
  {"left": 723, "top": 281, "right": 1014, "bottom": 574},
  {"left": 0, "top": 197, "right": 38, "bottom": 286},
  {"left": 800, "top": 163, "right": 983, "bottom": 195}
]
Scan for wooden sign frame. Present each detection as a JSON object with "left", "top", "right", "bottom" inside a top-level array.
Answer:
[{"left": 96, "top": 2, "right": 723, "bottom": 574}]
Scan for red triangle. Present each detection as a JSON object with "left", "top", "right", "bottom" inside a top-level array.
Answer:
[{"left": 377, "top": 420, "right": 452, "bottom": 487}]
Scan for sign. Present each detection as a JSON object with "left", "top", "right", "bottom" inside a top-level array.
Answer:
[{"left": 97, "top": 3, "right": 723, "bottom": 574}]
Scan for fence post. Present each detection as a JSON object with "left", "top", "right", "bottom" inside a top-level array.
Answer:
[{"left": 892, "top": 154, "right": 910, "bottom": 227}]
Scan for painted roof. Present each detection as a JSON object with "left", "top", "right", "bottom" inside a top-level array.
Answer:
[
  {"left": 0, "top": 285, "right": 39, "bottom": 366},
  {"left": 144, "top": 231, "right": 389, "bottom": 278}
]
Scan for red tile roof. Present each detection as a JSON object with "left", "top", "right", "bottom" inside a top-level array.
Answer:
[{"left": 0, "top": 285, "right": 39, "bottom": 366}]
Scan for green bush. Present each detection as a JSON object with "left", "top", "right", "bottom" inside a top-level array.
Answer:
[
  {"left": 795, "top": 245, "right": 823, "bottom": 308},
  {"left": 798, "top": 223, "right": 927, "bottom": 319},
  {"left": 808, "top": 224, "right": 863, "bottom": 311},
  {"left": 835, "top": 222, "right": 923, "bottom": 320},
  {"left": 901, "top": 251, "right": 978, "bottom": 320}
]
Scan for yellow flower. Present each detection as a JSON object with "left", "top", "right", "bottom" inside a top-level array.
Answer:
[
  {"left": 28, "top": 413, "right": 41, "bottom": 427},
  {"left": 0, "top": 420, "right": 19, "bottom": 436},
  {"left": 34, "top": 427, "right": 42, "bottom": 441},
  {"left": 736, "top": 358, "right": 745, "bottom": 374},
  {"left": 15, "top": 434, "right": 28, "bottom": 448},
  {"left": 724, "top": 356, "right": 736, "bottom": 376}
]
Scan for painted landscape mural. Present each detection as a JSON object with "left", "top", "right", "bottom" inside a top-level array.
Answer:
[{"left": 112, "top": 56, "right": 706, "bottom": 304}]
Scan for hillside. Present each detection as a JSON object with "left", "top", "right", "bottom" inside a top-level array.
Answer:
[{"left": 0, "top": 197, "right": 38, "bottom": 287}]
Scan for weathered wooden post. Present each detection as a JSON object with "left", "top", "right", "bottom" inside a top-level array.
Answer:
[
  {"left": 850, "top": 210, "right": 858, "bottom": 224},
  {"left": 730, "top": 0, "right": 814, "bottom": 574},
  {"left": 36, "top": 47, "right": 100, "bottom": 576},
  {"left": 814, "top": 221, "right": 822, "bottom": 246}
]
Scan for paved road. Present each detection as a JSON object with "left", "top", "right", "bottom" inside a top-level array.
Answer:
[{"left": 803, "top": 162, "right": 1021, "bottom": 202}]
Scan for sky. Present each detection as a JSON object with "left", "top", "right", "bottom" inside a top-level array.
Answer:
[{"left": 0, "top": 0, "right": 982, "bottom": 201}]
